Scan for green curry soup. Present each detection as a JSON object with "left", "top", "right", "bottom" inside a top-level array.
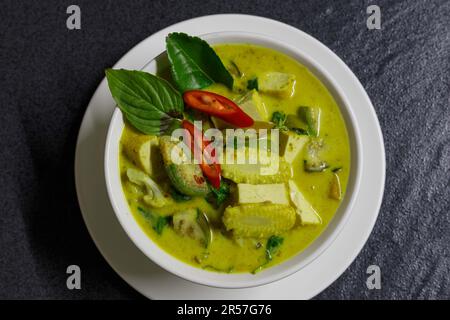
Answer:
[{"left": 118, "top": 43, "right": 350, "bottom": 273}]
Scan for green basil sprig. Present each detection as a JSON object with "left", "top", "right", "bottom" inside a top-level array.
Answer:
[
  {"left": 105, "top": 69, "right": 184, "bottom": 135},
  {"left": 166, "top": 32, "right": 233, "bottom": 92}
]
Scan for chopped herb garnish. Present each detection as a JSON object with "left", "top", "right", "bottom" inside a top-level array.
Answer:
[
  {"left": 271, "top": 111, "right": 288, "bottom": 130},
  {"left": 166, "top": 33, "right": 233, "bottom": 91},
  {"left": 154, "top": 216, "right": 170, "bottom": 235},
  {"left": 332, "top": 166, "right": 343, "bottom": 173},
  {"left": 298, "top": 106, "right": 321, "bottom": 137},
  {"left": 247, "top": 77, "right": 259, "bottom": 90},
  {"left": 137, "top": 207, "right": 171, "bottom": 235}
]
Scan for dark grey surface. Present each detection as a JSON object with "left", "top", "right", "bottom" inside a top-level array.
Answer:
[{"left": 0, "top": 0, "right": 449, "bottom": 300}]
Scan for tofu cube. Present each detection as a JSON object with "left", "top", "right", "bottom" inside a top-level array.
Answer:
[
  {"left": 237, "top": 183, "right": 289, "bottom": 205},
  {"left": 288, "top": 180, "right": 321, "bottom": 225},
  {"left": 280, "top": 131, "right": 309, "bottom": 164}
]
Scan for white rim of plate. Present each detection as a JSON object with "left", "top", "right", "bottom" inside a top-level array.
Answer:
[{"left": 75, "top": 14, "right": 385, "bottom": 299}]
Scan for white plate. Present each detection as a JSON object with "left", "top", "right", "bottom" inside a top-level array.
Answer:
[{"left": 75, "top": 14, "right": 385, "bottom": 299}]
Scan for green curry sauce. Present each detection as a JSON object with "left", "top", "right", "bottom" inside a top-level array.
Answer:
[{"left": 119, "top": 44, "right": 350, "bottom": 273}]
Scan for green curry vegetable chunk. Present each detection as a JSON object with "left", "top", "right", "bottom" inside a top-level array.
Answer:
[
  {"left": 159, "top": 136, "right": 210, "bottom": 197},
  {"left": 117, "top": 42, "right": 350, "bottom": 273}
]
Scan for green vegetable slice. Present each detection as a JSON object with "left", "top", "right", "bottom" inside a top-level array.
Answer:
[
  {"left": 303, "top": 138, "right": 328, "bottom": 173},
  {"left": 159, "top": 136, "right": 210, "bottom": 197},
  {"left": 298, "top": 106, "right": 321, "bottom": 137},
  {"left": 173, "top": 209, "right": 212, "bottom": 247},
  {"left": 207, "top": 180, "right": 231, "bottom": 207},
  {"left": 166, "top": 33, "right": 233, "bottom": 92},
  {"left": 105, "top": 69, "right": 183, "bottom": 135},
  {"left": 247, "top": 77, "right": 259, "bottom": 90},
  {"left": 290, "top": 127, "right": 309, "bottom": 135},
  {"left": 252, "top": 235, "right": 284, "bottom": 273}
]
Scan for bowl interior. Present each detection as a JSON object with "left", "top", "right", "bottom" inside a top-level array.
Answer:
[{"left": 104, "top": 31, "right": 362, "bottom": 289}]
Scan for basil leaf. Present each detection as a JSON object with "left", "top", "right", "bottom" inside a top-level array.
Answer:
[
  {"left": 206, "top": 180, "right": 230, "bottom": 207},
  {"left": 166, "top": 33, "right": 233, "bottom": 92},
  {"left": 266, "top": 235, "right": 284, "bottom": 261},
  {"left": 137, "top": 207, "right": 171, "bottom": 235},
  {"left": 105, "top": 69, "right": 183, "bottom": 135}
]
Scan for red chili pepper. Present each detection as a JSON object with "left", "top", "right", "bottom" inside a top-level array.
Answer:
[
  {"left": 181, "top": 120, "right": 221, "bottom": 189},
  {"left": 183, "top": 90, "right": 254, "bottom": 128}
]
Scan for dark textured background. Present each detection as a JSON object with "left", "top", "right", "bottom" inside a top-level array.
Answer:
[{"left": 0, "top": 0, "right": 449, "bottom": 300}]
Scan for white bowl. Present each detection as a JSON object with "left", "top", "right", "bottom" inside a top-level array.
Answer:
[{"left": 104, "top": 31, "right": 362, "bottom": 289}]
